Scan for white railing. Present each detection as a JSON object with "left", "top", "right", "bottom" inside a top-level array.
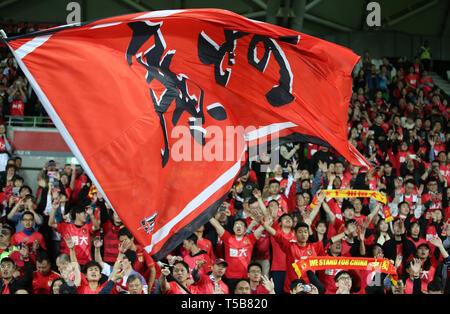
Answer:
[{"left": 4, "top": 115, "right": 55, "bottom": 128}]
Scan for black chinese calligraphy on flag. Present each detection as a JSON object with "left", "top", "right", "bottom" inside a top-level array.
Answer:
[{"left": 4, "top": 9, "right": 370, "bottom": 260}]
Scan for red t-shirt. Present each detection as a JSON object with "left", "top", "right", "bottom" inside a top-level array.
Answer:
[
  {"left": 439, "top": 164, "right": 450, "bottom": 186},
  {"left": 270, "top": 223, "right": 296, "bottom": 271},
  {"left": 196, "top": 237, "right": 215, "bottom": 264},
  {"left": 194, "top": 274, "right": 229, "bottom": 294},
  {"left": 10, "top": 100, "right": 25, "bottom": 117},
  {"left": 405, "top": 74, "right": 418, "bottom": 91},
  {"left": 101, "top": 220, "right": 122, "bottom": 263},
  {"left": 164, "top": 280, "right": 201, "bottom": 294},
  {"left": 57, "top": 222, "right": 95, "bottom": 265},
  {"left": 221, "top": 230, "right": 257, "bottom": 279},
  {"left": 11, "top": 230, "right": 47, "bottom": 251},
  {"left": 252, "top": 230, "right": 271, "bottom": 261},
  {"left": 250, "top": 282, "right": 269, "bottom": 294},
  {"left": 274, "top": 230, "right": 325, "bottom": 293},
  {"left": 0, "top": 137, "right": 11, "bottom": 153},
  {"left": 77, "top": 274, "right": 108, "bottom": 294},
  {"left": 133, "top": 245, "right": 155, "bottom": 277},
  {"left": 32, "top": 271, "right": 60, "bottom": 294},
  {"left": 317, "top": 266, "right": 344, "bottom": 294},
  {"left": 183, "top": 250, "right": 212, "bottom": 277}
]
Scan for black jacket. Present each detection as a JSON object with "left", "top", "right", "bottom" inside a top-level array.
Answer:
[
  {"left": 0, "top": 260, "right": 33, "bottom": 294},
  {"left": 382, "top": 236, "right": 417, "bottom": 270}
]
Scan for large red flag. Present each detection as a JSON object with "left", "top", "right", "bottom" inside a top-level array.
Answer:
[{"left": 3, "top": 9, "right": 370, "bottom": 260}]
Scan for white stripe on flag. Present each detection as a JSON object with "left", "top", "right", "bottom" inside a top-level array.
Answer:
[
  {"left": 132, "top": 10, "right": 185, "bottom": 20},
  {"left": 245, "top": 122, "right": 297, "bottom": 141},
  {"left": 90, "top": 22, "right": 122, "bottom": 29},
  {"left": 15, "top": 35, "right": 52, "bottom": 59}
]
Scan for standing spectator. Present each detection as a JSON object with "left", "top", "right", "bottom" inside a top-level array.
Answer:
[
  {"left": 100, "top": 207, "right": 124, "bottom": 265},
  {"left": 0, "top": 123, "right": 12, "bottom": 172},
  {"left": 182, "top": 233, "right": 211, "bottom": 277},
  {"left": 382, "top": 218, "right": 417, "bottom": 276},
  {"left": 7, "top": 195, "right": 43, "bottom": 233},
  {"left": 208, "top": 201, "right": 265, "bottom": 292},
  {"left": 192, "top": 258, "right": 229, "bottom": 294},
  {"left": 48, "top": 203, "right": 100, "bottom": 267},
  {"left": 160, "top": 261, "right": 200, "bottom": 294},
  {"left": 419, "top": 41, "right": 432, "bottom": 71},
  {"left": 10, "top": 210, "right": 46, "bottom": 254},
  {"left": 269, "top": 213, "right": 295, "bottom": 294},
  {"left": 31, "top": 251, "right": 60, "bottom": 294},
  {"left": 7, "top": 80, "right": 27, "bottom": 125},
  {"left": 94, "top": 237, "right": 147, "bottom": 294},
  {"left": 193, "top": 224, "right": 215, "bottom": 264},
  {"left": 117, "top": 227, "right": 156, "bottom": 292},
  {"left": 247, "top": 262, "right": 269, "bottom": 294},
  {"left": 404, "top": 66, "right": 419, "bottom": 93},
  {"left": 0, "top": 244, "right": 33, "bottom": 294},
  {"left": 260, "top": 215, "right": 326, "bottom": 293}
]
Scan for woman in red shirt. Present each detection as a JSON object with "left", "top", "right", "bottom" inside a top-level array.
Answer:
[{"left": 160, "top": 261, "right": 201, "bottom": 294}]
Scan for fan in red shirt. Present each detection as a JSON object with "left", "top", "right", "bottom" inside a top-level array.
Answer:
[
  {"left": 116, "top": 228, "right": 157, "bottom": 293},
  {"left": 8, "top": 85, "right": 27, "bottom": 119},
  {"left": 261, "top": 211, "right": 326, "bottom": 293},
  {"left": 404, "top": 66, "right": 419, "bottom": 92},
  {"left": 270, "top": 213, "right": 296, "bottom": 293},
  {"left": 209, "top": 199, "right": 265, "bottom": 291},
  {"left": 77, "top": 260, "right": 109, "bottom": 294},
  {"left": 418, "top": 70, "right": 434, "bottom": 96},
  {"left": 100, "top": 209, "right": 124, "bottom": 265},
  {"left": 160, "top": 261, "right": 201, "bottom": 294},
  {"left": 32, "top": 252, "right": 60, "bottom": 294},
  {"left": 49, "top": 203, "right": 100, "bottom": 266},
  {"left": 10, "top": 210, "right": 47, "bottom": 253},
  {"left": 194, "top": 224, "right": 215, "bottom": 263},
  {"left": 264, "top": 179, "right": 290, "bottom": 214},
  {"left": 333, "top": 270, "right": 364, "bottom": 294},
  {"left": 247, "top": 262, "right": 269, "bottom": 294},
  {"left": 182, "top": 233, "right": 212, "bottom": 277},
  {"left": 192, "top": 258, "right": 229, "bottom": 294}
]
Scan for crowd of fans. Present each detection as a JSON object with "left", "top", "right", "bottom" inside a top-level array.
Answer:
[{"left": 0, "top": 22, "right": 449, "bottom": 295}]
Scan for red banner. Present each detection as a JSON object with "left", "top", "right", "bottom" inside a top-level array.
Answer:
[
  {"left": 4, "top": 9, "right": 370, "bottom": 260},
  {"left": 292, "top": 256, "right": 398, "bottom": 283}
]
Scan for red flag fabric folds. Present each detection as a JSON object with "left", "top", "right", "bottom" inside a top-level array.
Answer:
[{"left": 4, "top": 9, "right": 370, "bottom": 260}]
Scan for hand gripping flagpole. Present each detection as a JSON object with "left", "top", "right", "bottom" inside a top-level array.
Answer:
[
  {"left": 0, "top": 29, "right": 7, "bottom": 41},
  {"left": 156, "top": 262, "right": 192, "bottom": 294}
]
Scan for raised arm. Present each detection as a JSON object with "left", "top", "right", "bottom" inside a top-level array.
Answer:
[
  {"left": 69, "top": 163, "right": 76, "bottom": 190},
  {"left": 6, "top": 199, "right": 23, "bottom": 220},
  {"left": 159, "top": 266, "right": 172, "bottom": 293},
  {"left": 209, "top": 215, "right": 225, "bottom": 238},
  {"left": 93, "top": 236, "right": 105, "bottom": 269},
  {"left": 48, "top": 199, "right": 59, "bottom": 229},
  {"left": 252, "top": 189, "right": 269, "bottom": 219},
  {"left": 86, "top": 206, "right": 100, "bottom": 232},
  {"left": 64, "top": 233, "right": 79, "bottom": 265},
  {"left": 321, "top": 199, "right": 336, "bottom": 226}
]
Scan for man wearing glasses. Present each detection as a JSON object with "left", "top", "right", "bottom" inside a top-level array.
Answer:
[{"left": 0, "top": 235, "right": 33, "bottom": 294}]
